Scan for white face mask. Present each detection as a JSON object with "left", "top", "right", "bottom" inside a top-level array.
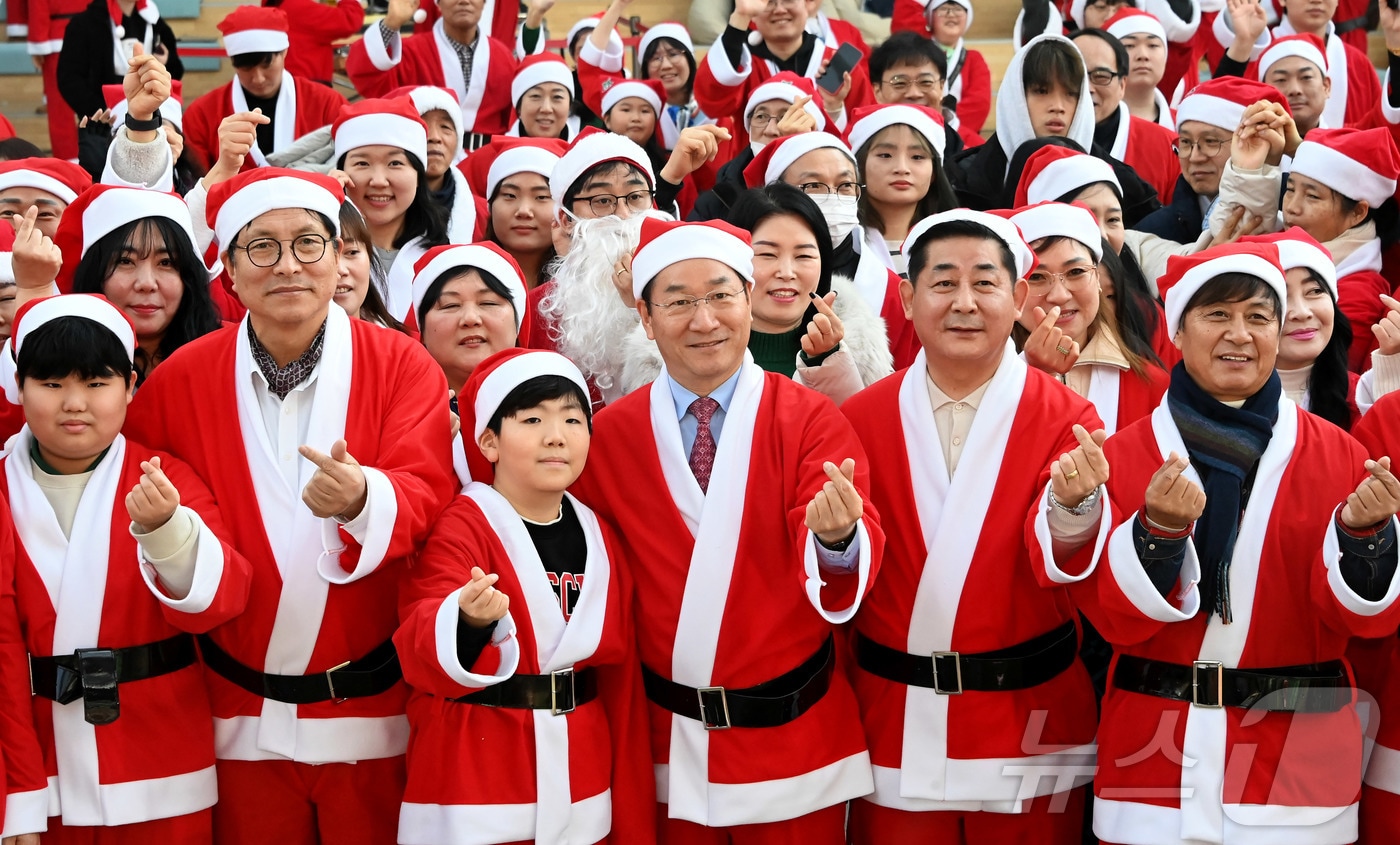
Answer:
[{"left": 809, "top": 193, "right": 860, "bottom": 246}]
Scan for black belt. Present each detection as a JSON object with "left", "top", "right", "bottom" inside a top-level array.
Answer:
[
  {"left": 453, "top": 667, "right": 598, "bottom": 715},
  {"left": 1113, "top": 654, "right": 1351, "bottom": 712},
  {"left": 1333, "top": 14, "right": 1369, "bottom": 34},
  {"left": 641, "top": 636, "right": 834, "bottom": 730},
  {"left": 197, "top": 634, "right": 401, "bottom": 705},
  {"left": 855, "top": 621, "right": 1078, "bottom": 694},
  {"left": 30, "top": 633, "right": 197, "bottom": 725}
]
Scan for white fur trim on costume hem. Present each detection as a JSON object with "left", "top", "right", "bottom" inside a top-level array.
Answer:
[
  {"left": 316, "top": 466, "right": 399, "bottom": 584},
  {"left": 1093, "top": 796, "right": 1358, "bottom": 845},
  {"left": 364, "top": 25, "right": 401, "bottom": 71},
  {"left": 1033, "top": 483, "right": 1108, "bottom": 584},
  {"left": 654, "top": 751, "right": 873, "bottom": 826},
  {"left": 802, "top": 521, "right": 871, "bottom": 623},
  {"left": 398, "top": 789, "right": 611, "bottom": 845},
  {"left": 434, "top": 589, "right": 519, "bottom": 688},
  {"left": 138, "top": 510, "right": 224, "bottom": 614},
  {"left": 1325, "top": 509, "right": 1400, "bottom": 617},
  {"left": 703, "top": 36, "right": 749, "bottom": 87},
  {"left": 868, "top": 750, "right": 1095, "bottom": 812},
  {"left": 0, "top": 788, "right": 47, "bottom": 838},
  {"left": 1107, "top": 514, "right": 1202, "bottom": 621},
  {"left": 56, "top": 766, "right": 217, "bottom": 827},
  {"left": 213, "top": 714, "right": 408, "bottom": 763}
]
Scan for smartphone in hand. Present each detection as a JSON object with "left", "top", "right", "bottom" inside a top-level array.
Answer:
[{"left": 817, "top": 42, "right": 863, "bottom": 94}]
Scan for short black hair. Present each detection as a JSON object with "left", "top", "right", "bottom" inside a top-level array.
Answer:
[
  {"left": 485, "top": 374, "right": 591, "bottom": 435},
  {"left": 1069, "top": 28, "right": 1129, "bottom": 77},
  {"left": 417, "top": 266, "right": 519, "bottom": 329},
  {"left": 563, "top": 159, "right": 651, "bottom": 208},
  {"left": 869, "top": 31, "right": 947, "bottom": 85},
  {"left": 907, "top": 218, "right": 1018, "bottom": 284},
  {"left": 1021, "top": 38, "right": 1084, "bottom": 99},
  {"left": 726, "top": 183, "right": 832, "bottom": 334},
  {"left": 231, "top": 50, "right": 284, "bottom": 70},
  {"left": 0, "top": 138, "right": 42, "bottom": 162},
  {"left": 1182, "top": 272, "right": 1282, "bottom": 319},
  {"left": 17, "top": 316, "right": 133, "bottom": 385}
]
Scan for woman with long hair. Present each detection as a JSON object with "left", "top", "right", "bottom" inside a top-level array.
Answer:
[
  {"left": 468, "top": 138, "right": 567, "bottom": 290},
  {"left": 506, "top": 54, "right": 583, "bottom": 141},
  {"left": 332, "top": 97, "right": 449, "bottom": 324}
]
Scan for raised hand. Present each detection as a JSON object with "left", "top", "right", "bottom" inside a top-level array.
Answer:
[
  {"left": 1050, "top": 424, "right": 1109, "bottom": 507},
  {"left": 1341, "top": 457, "right": 1400, "bottom": 530},
  {"left": 1225, "top": 0, "right": 1267, "bottom": 61},
  {"left": 458, "top": 566, "right": 510, "bottom": 628},
  {"left": 776, "top": 95, "right": 818, "bottom": 137},
  {"left": 731, "top": 0, "right": 768, "bottom": 28},
  {"left": 123, "top": 43, "right": 171, "bottom": 124},
  {"left": 1374, "top": 294, "right": 1400, "bottom": 357},
  {"left": 299, "top": 439, "right": 369, "bottom": 521},
  {"left": 1143, "top": 452, "right": 1206, "bottom": 531},
  {"left": 10, "top": 206, "right": 62, "bottom": 291},
  {"left": 815, "top": 59, "right": 852, "bottom": 118},
  {"left": 800, "top": 291, "right": 844, "bottom": 358},
  {"left": 805, "top": 458, "right": 863, "bottom": 547},
  {"left": 203, "top": 109, "right": 270, "bottom": 187},
  {"left": 1022, "top": 305, "right": 1080, "bottom": 375},
  {"left": 126, "top": 456, "right": 181, "bottom": 532},
  {"left": 660, "top": 124, "right": 732, "bottom": 184},
  {"left": 1233, "top": 101, "right": 1284, "bottom": 170},
  {"left": 383, "top": 0, "right": 421, "bottom": 31}
]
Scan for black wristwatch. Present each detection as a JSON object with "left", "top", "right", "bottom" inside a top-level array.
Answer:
[
  {"left": 124, "top": 111, "right": 162, "bottom": 132},
  {"left": 819, "top": 532, "right": 855, "bottom": 552}
]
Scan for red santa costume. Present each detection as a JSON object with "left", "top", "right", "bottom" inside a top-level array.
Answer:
[
  {"left": 807, "top": 10, "right": 869, "bottom": 58},
  {"left": 3, "top": 295, "right": 253, "bottom": 843},
  {"left": 392, "top": 85, "right": 484, "bottom": 244},
  {"left": 569, "top": 218, "right": 883, "bottom": 841},
  {"left": 0, "top": 499, "right": 49, "bottom": 843},
  {"left": 1103, "top": 11, "right": 1188, "bottom": 201},
  {"left": 121, "top": 169, "right": 457, "bottom": 845},
  {"left": 1085, "top": 246, "right": 1400, "bottom": 845},
  {"left": 182, "top": 7, "right": 347, "bottom": 173},
  {"left": 504, "top": 54, "right": 583, "bottom": 141},
  {"left": 395, "top": 348, "right": 655, "bottom": 845},
  {"left": 20, "top": 0, "right": 84, "bottom": 160},
  {"left": 274, "top": 0, "right": 364, "bottom": 85},
  {"left": 889, "top": 0, "right": 995, "bottom": 144},
  {"left": 841, "top": 210, "right": 1104, "bottom": 844},
  {"left": 1101, "top": 7, "right": 1200, "bottom": 124},
  {"left": 346, "top": 17, "right": 519, "bottom": 136}
]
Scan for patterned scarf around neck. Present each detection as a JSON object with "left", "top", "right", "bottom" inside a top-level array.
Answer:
[{"left": 1166, "top": 363, "right": 1281, "bottom": 623}]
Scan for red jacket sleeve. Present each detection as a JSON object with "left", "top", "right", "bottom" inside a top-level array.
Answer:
[
  {"left": 693, "top": 44, "right": 753, "bottom": 130},
  {"left": 347, "top": 30, "right": 412, "bottom": 101},
  {"left": 180, "top": 90, "right": 223, "bottom": 173},
  {"left": 289, "top": 0, "right": 364, "bottom": 41},
  {"left": 0, "top": 511, "right": 49, "bottom": 834},
  {"left": 955, "top": 49, "right": 992, "bottom": 136},
  {"left": 1339, "top": 270, "right": 1388, "bottom": 373},
  {"left": 576, "top": 44, "right": 627, "bottom": 118}
]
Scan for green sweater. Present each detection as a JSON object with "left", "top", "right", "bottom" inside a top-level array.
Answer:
[{"left": 748, "top": 326, "right": 805, "bottom": 378}]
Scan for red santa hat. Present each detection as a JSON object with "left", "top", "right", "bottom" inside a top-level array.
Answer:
[
  {"left": 846, "top": 104, "right": 946, "bottom": 160},
  {"left": 465, "top": 137, "right": 567, "bottom": 199},
  {"left": 108, "top": 0, "right": 158, "bottom": 39},
  {"left": 1104, "top": 7, "right": 1168, "bottom": 43},
  {"left": 902, "top": 209, "right": 1037, "bottom": 278},
  {"left": 630, "top": 217, "right": 754, "bottom": 301},
  {"left": 206, "top": 168, "right": 344, "bottom": 251},
  {"left": 103, "top": 80, "right": 183, "bottom": 132},
  {"left": 1175, "top": 76, "right": 1289, "bottom": 133},
  {"left": 332, "top": 97, "right": 429, "bottom": 170},
  {"left": 1014, "top": 145, "right": 1121, "bottom": 206},
  {"left": 14, "top": 294, "right": 136, "bottom": 363},
  {"left": 549, "top": 127, "right": 654, "bottom": 206},
  {"left": 1239, "top": 227, "right": 1337, "bottom": 299},
  {"left": 638, "top": 22, "right": 694, "bottom": 60},
  {"left": 511, "top": 54, "right": 575, "bottom": 108},
  {"left": 0, "top": 225, "right": 15, "bottom": 286},
  {"left": 565, "top": 14, "right": 622, "bottom": 54},
  {"left": 410, "top": 243, "right": 529, "bottom": 334},
  {"left": 1255, "top": 33, "right": 1328, "bottom": 80},
  {"left": 743, "top": 132, "right": 855, "bottom": 189},
  {"left": 1161, "top": 243, "right": 1287, "bottom": 338},
  {"left": 388, "top": 85, "right": 464, "bottom": 162},
  {"left": 743, "top": 72, "right": 827, "bottom": 131},
  {"left": 0, "top": 159, "right": 92, "bottom": 205},
  {"left": 1008, "top": 202, "right": 1104, "bottom": 261},
  {"left": 465, "top": 347, "right": 589, "bottom": 445},
  {"left": 52, "top": 184, "right": 201, "bottom": 292},
  {"left": 920, "top": 0, "right": 973, "bottom": 29},
  {"left": 216, "top": 5, "right": 289, "bottom": 57},
  {"left": 600, "top": 78, "right": 665, "bottom": 117},
  {"left": 1290, "top": 128, "right": 1400, "bottom": 208}
]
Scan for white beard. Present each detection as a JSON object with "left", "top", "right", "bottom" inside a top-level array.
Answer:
[{"left": 541, "top": 211, "right": 668, "bottom": 403}]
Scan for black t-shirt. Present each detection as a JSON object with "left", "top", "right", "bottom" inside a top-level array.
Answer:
[
  {"left": 524, "top": 497, "right": 588, "bottom": 621},
  {"left": 244, "top": 90, "right": 279, "bottom": 154}
]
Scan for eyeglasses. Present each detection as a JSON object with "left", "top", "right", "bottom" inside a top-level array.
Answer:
[
  {"left": 1086, "top": 69, "right": 1121, "bottom": 86},
  {"left": 765, "top": 0, "right": 804, "bottom": 9},
  {"left": 880, "top": 74, "right": 942, "bottom": 94},
  {"left": 237, "top": 234, "right": 333, "bottom": 267},
  {"left": 648, "top": 47, "right": 687, "bottom": 66},
  {"left": 649, "top": 287, "right": 748, "bottom": 316},
  {"left": 572, "top": 189, "right": 654, "bottom": 216},
  {"left": 1026, "top": 264, "right": 1098, "bottom": 290},
  {"left": 1176, "top": 136, "right": 1229, "bottom": 158},
  {"left": 933, "top": 4, "right": 967, "bottom": 16},
  {"left": 797, "top": 181, "right": 863, "bottom": 199},
  {"left": 750, "top": 112, "right": 782, "bottom": 129}
]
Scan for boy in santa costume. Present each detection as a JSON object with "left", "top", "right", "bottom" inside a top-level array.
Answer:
[
  {"left": 396, "top": 347, "right": 655, "bottom": 845},
  {"left": 183, "top": 6, "right": 347, "bottom": 173},
  {"left": 842, "top": 208, "right": 1108, "bottom": 844},
  {"left": 2, "top": 293, "right": 252, "bottom": 844},
  {"left": 570, "top": 216, "right": 883, "bottom": 843},
  {"left": 122, "top": 168, "right": 457, "bottom": 845}
]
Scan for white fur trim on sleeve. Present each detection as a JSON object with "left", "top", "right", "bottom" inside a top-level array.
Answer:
[
  {"left": 102, "top": 126, "right": 174, "bottom": 192},
  {"left": 1382, "top": 70, "right": 1400, "bottom": 126},
  {"left": 1033, "top": 483, "right": 1110, "bottom": 584},
  {"left": 579, "top": 37, "right": 624, "bottom": 74},
  {"left": 434, "top": 588, "right": 519, "bottom": 688},
  {"left": 1212, "top": 11, "right": 1270, "bottom": 58},
  {"left": 0, "top": 788, "right": 48, "bottom": 838},
  {"left": 364, "top": 24, "right": 403, "bottom": 72},
  {"left": 704, "top": 34, "right": 750, "bottom": 88},
  {"left": 802, "top": 520, "right": 872, "bottom": 623},
  {"left": 316, "top": 466, "right": 399, "bottom": 584},
  {"left": 138, "top": 509, "right": 224, "bottom": 614},
  {"left": 1325, "top": 508, "right": 1400, "bottom": 617},
  {"left": 1106, "top": 514, "right": 1201, "bottom": 622}
]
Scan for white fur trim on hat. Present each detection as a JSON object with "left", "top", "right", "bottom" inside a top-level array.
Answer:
[
  {"left": 565, "top": 16, "right": 621, "bottom": 53},
  {"left": 411, "top": 245, "right": 528, "bottom": 330},
  {"left": 762, "top": 133, "right": 855, "bottom": 187},
  {"left": 743, "top": 81, "right": 826, "bottom": 130},
  {"left": 487, "top": 147, "right": 562, "bottom": 199},
  {"left": 631, "top": 225, "right": 754, "bottom": 300},
  {"left": 1164, "top": 253, "right": 1288, "bottom": 338},
  {"left": 1291, "top": 140, "right": 1399, "bottom": 207},
  {"left": 213, "top": 175, "right": 343, "bottom": 251},
  {"left": 473, "top": 351, "right": 589, "bottom": 443},
  {"left": 222, "top": 28, "right": 288, "bottom": 56},
  {"left": 0, "top": 171, "right": 77, "bottom": 204},
  {"left": 1175, "top": 92, "right": 1246, "bottom": 132},
  {"left": 333, "top": 112, "right": 429, "bottom": 170},
  {"left": 639, "top": 23, "right": 693, "bottom": 60},
  {"left": 16, "top": 295, "right": 135, "bottom": 362},
  {"left": 1107, "top": 14, "right": 1167, "bottom": 43},
  {"left": 1258, "top": 39, "right": 1328, "bottom": 78},
  {"left": 81, "top": 188, "right": 199, "bottom": 263},
  {"left": 406, "top": 87, "right": 465, "bottom": 160},
  {"left": 549, "top": 133, "right": 654, "bottom": 206},
  {"left": 1275, "top": 239, "right": 1338, "bottom": 299},
  {"left": 601, "top": 81, "right": 663, "bottom": 116},
  {"left": 902, "top": 209, "right": 1036, "bottom": 278},
  {"left": 1025, "top": 154, "right": 1121, "bottom": 204},
  {"left": 511, "top": 61, "right": 574, "bottom": 107},
  {"left": 847, "top": 106, "right": 946, "bottom": 160},
  {"left": 1011, "top": 203, "right": 1104, "bottom": 261}
]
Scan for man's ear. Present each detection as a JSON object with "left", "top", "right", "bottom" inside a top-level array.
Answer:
[{"left": 1013, "top": 277, "right": 1030, "bottom": 314}]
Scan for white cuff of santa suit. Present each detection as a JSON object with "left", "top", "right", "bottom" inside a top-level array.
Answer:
[
  {"left": 1, "top": 787, "right": 47, "bottom": 839},
  {"left": 435, "top": 589, "right": 520, "bottom": 688},
  {"left": 1382, "top": 70, "right": 1400, "bottom": 126},
  {"left": 1357, "top": 351, "right": 1400, "bottom": 414},
  {"left": 366, "top": 23, "right": 403, "bottom": 71},
  {"left": 579, "top": 36, "right": 624, "bottom": 73},
  {"left": 802, "top": 518, "right": 873, "bottom": 623},
  {"left": 102, "top": 126, "right": 174, "bottom": 193},
  {"left": 316, "top": 466, "right": 400, "bottom": 584},
  {"left": 135, "top": 505, "right": 226, "bottom": 613}
]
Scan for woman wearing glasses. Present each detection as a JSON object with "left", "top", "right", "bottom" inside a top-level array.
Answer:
[
  {"left": 332, "top": 98, "right": 449, "bottom": 325},
  {"left": 1010, "top": 201, "right": 1168, "bottom": 434}
]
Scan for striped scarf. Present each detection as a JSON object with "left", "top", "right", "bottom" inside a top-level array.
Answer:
[{"left": 1167, "top": 363, "right": 1280, "bottom": 623}]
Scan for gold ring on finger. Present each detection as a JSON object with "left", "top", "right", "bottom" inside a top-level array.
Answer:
[
  {"left": 1056, "top": 345, "right": 1071, "bottom": 355},
  {"left": 1065, "top": 469, "right": 1079, "bottom": 480}
]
